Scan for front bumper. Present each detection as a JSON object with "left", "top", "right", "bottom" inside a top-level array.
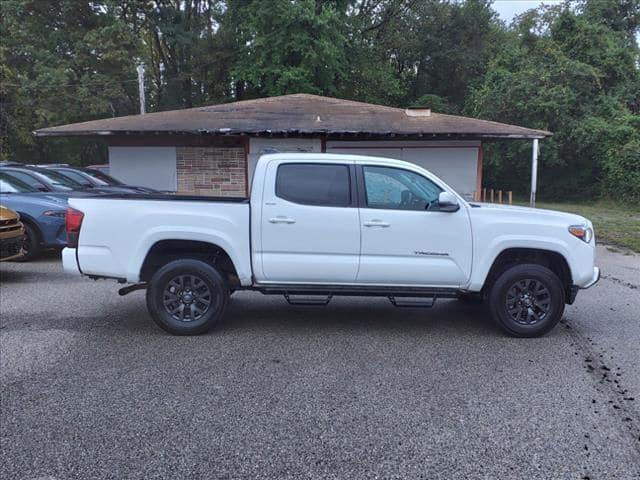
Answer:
[
  {"left": 581, "top": 266, "right": 601, "bottom": 289},
  {"left": 567, "top": 267, "right": 600, "bottom": 304},
  {"left": 0, "top": 234, "right": 25, "bottom": 261}
]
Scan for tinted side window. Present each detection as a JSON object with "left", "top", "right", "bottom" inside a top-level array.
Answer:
[
  {"left": 276, "top": 164, "right": 351, "bottom": 207},
  {"left": 363, "top": 166, "right": 442, "bottom": 211}
]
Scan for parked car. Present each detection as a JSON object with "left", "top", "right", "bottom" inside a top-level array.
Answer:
[
  {"left": 62, "top": 153, "right": 599, "bottom": 337},
  {"left": 87, "top": 164, "right": 110, "bottom": 175},
  {"left": 0, "top": 165, "right": 85, "bottom": 192},
  {"left": 0, "top": 174, "right": 68, "bottom": 261},
  {"left": 0, "top": 205, "right": 25, "bottom": 262},
  {"left": 41, "top": 165, "right": 156, "bottom": 194}
]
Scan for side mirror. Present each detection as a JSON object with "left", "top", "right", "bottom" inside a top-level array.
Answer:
[{"left": 436, "top": 191, "right": 460, "bottom": 212}]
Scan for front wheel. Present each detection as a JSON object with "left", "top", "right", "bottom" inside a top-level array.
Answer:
[
  {"left": 146, "top": 259, "right": 229, "bottom": 335},
  {"left": 487, "top": 264, "right": 565, "bottom": 338}
]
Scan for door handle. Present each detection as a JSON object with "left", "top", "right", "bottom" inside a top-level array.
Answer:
[
  {"left": 269, "top": 216, "right": 296, "bottom": 224},
  {"left": 363, "top": 220, "right": 390, "bottom": 228}
]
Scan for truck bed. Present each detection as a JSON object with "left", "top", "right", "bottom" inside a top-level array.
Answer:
[{"left": 67, "top": 195, "right": 252, "bottom": 284}]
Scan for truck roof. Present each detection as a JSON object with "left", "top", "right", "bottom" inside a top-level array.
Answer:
[{"left": 259, "top": 152, "right": 415, "bottom": 168}]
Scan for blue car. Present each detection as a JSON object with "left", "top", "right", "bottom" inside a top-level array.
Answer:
[{"left": 0, "top": 173, "right": 68, "bottom": 261}]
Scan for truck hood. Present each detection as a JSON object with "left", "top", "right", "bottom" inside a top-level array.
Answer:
[{"left": 470, "top": 202, "right": 589, "bottom": 226}]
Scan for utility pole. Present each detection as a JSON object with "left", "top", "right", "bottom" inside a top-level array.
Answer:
[
  {"left": 530, "top": 138, "right": 539, "bottom": 208},
  {"left": 137, "top": 64, "right": 146, "bottom": 115}
]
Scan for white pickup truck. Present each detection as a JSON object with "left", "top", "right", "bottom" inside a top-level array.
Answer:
[{"left": 62, "top": 153, "right": 599, "bottom": 337}]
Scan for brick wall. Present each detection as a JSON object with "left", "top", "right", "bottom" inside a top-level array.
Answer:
[{"left": 176, "top": 146, "right": 247, "bottom": 196}]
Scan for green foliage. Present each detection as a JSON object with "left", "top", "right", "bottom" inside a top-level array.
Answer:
[
  {"left": 1, "top": 0, "right": 139, "bottom": 163},
  {"left": 602, "top": 136, "right": 640, "bottom": 204},
  {"left": 410, "top": 94, "right": 455, "bottom": 114},
  {"left": 232, "top": 0, "right": 347, "bottom": 97},
  {"left": 1, "top": 0, "right": 638, "bottom": 202},
  {"left": 467, "top": 1, "right": 640, "bottom": 201}
]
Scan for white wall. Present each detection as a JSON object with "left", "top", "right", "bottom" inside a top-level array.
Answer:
[
  {"left": 248, "top": 138, "right": 321, "bottom": 186},
  {"left": 327, "top": 140, "right": 480, "bottom": 200},
  {"left": 109, "top": 146, "right": 177, "bottom": 191},
  {"left": 107, "top": 139, "right": 480, "bottom": 199}
]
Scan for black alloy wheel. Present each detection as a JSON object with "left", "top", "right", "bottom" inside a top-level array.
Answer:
[
  {"left": 488, "top": 263, "right": 565, "bottom": 338},
  {"left": 146, "top": 259, "right": 229, "bottom": 335}
]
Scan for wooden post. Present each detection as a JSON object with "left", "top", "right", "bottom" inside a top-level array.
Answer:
[
  {"left": 508, "top": 191, "right": 513, "bottom": 205},
  {"left": 490, "top": 189, "right": 494, "bottom": 203},
  {"left": 498, "top": 190, "right": 503, "bottom": 204}
]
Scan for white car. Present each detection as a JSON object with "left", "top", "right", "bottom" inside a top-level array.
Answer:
[{"left": 62, "top": 153, "right": 599, "bottom": 337}]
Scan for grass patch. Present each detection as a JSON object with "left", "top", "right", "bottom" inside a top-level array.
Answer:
[{"left": 515, "top": 200, "right": 640, "bottom": 253}]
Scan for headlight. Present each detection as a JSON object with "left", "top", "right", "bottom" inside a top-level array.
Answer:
[
  {"left": 569, "top": 225, "right": 593, "bottom": 243},
  {"left": 43, "top": 210, "right": 66, "bottom": 218}
]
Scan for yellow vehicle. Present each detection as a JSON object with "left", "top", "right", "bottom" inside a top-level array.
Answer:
[{"left": 0, "top": 205, "right": 25, "bottom": 261}]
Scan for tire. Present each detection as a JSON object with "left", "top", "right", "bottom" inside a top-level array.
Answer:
[
  {"left": 14, "top": 223, "right": 41, "bottom": 262},
  {"left": 487, "top": 263, "right": 565, "bottom": 338},
  {"left": 146, "top": 259, "right": 229, "bottom": 335}
]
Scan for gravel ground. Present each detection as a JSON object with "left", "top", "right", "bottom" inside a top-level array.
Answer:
[{"left": 1, "top": 246, "right": 639, "bottom": 480}]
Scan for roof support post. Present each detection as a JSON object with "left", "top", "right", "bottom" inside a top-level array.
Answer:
[{"left": 530, "top": 138, "right": 539, "bottom": 208}]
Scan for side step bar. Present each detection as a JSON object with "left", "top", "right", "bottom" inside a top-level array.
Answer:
[
  {"left": 255, "top": 284, "right": 458, "bottom": 307},
  {"left": 284, "top": 294, "right": 332, "bottom": 306},
  {"left": 388, "top": 296, "right": 436, "bottom": 308}
]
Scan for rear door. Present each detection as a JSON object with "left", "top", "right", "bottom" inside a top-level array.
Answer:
[
  {"left": 356, "top": 164, "right": 472, "bottom": 287},
  {"left": 257, "top": 160, "right": 361, "bottom": 284}
]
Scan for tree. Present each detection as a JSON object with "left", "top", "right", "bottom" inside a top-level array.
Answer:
[
  {"left": 466, "top": 1, "right": 640, "bottom": 201},
  {"left": 232, "top": 0, "right": 347, "bottom": 97},
  {"left": 1, "top": 0, "right": 139, "bottom": 163}
]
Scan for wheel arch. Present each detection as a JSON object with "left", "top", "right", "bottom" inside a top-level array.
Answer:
[
  {"left": 16, "top": 214, "right": 42, "bottom": 242},
  {"left": 483, "top": 247, "right": 573, "bottom": 303},
  {"left": 139, "top": 239, "right": 240, "bottom": 287}
]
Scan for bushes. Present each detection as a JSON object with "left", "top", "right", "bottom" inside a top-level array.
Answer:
[{"left": 602, "top": 139, "right": 640, "bottom": 204}]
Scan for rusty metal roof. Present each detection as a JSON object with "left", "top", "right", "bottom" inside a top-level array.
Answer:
[{"left": 34, "top": 93, "right": 551, "bottom": 139}]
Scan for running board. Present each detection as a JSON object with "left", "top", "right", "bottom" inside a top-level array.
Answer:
[
  {"left": 388, "top": 296, "right": 436, "bottom": 308},
  {"left": 284, "top": 294, "right": 332, "bottom": 306},
  {"left": 256, "top": 283, "right": 458, "bottom": 299}
]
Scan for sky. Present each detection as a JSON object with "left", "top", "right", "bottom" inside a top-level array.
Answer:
[{"left": 492, "top": 0, "right": 564, "bottom": 24}]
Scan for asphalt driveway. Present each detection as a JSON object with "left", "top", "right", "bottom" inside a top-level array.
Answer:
[{"left": 1, "top": 246, "right": 639, "bottom": 479}]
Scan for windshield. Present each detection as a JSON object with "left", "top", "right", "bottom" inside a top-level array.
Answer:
[
  {"left": 84, "top": 168, "right": 123, "bottom": 185},
  {"left": 55, "top": 169, "right": 94, "bottom": 186},
  {"left": 0, "top": 173, "right": 38, "bottom": 193}
]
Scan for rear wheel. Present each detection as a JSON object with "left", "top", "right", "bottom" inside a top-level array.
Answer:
[
  {"left": 14, "top": 223, "right": 41, "bottom": 262},
  {"left": 146, "top": 259, "right": 229, "bottom": 335},
  {"left": 487, "top": 263, "right": 565, "bottom": 338}
]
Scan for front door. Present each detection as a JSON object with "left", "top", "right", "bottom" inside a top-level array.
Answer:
[
  {"left": 258, "top": 160, "right": 361, "bottom": 284},
  {"left": 357, "top": 165, "right": 472, "bottom": 287}
]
